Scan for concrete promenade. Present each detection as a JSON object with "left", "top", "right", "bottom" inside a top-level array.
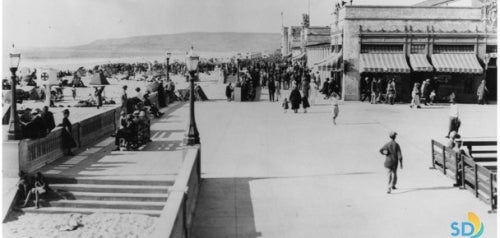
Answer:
[{"left": 191, "top": 88, "right": 497, "bottom": 238}]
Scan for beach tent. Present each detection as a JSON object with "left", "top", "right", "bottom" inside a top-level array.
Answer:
[{"left": 89, "top": 72, "right": 110, "bottom": 85}]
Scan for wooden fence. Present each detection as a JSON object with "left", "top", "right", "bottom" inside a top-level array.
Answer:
[{"left": 431, "top": 139, "right": 497, "bottom": 213}]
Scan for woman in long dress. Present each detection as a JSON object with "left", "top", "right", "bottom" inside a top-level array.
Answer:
[
  {"left": 61, "top": 109, "right": 76, "bottom": 155},
  {"left": 289, "top": 85, "right": 302, "bottom": 113},
  {"left": 301, "top": 79, "right": 310, "bottom": 113}
]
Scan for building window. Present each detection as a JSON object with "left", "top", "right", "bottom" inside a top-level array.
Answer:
[
  {"left": 411, "top": 44, "right": 425, "bottom": 54},
  {"left": 361, "top": 44, "right": 404, "bottom": 53},
  {"left": 486, "top": 45, "right": 497, "bottom": 53},
  {"left": 433, "top": 45, "right": 474, "bottom": 54}
]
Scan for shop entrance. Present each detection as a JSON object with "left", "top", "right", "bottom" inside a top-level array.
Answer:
[{"left": 485, "top": 58, "right": 497, "bottom": 101}]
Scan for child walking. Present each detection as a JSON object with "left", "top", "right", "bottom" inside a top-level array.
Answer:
[
  {"left": 282, "top": 98, "right": 289, "bottom": 113},
  {"left": 332, "top": 92, "right": 340, "bottom": 125},
  {"left": 71, "top": 85, "right": 77, "bottom": 101}
]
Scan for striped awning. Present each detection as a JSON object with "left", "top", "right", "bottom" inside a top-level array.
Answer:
[
  {"left": 431, "top": 54, "right": 483, "bottom": 74},
  {"left": 359, "top": 54, "right": 410, "bottom": 73},
  {"left": 314, "top": 52, "right": 342, "bottom": 70},
  {"left": 409, "top": 54, "right": 433, "bottom": 72}
]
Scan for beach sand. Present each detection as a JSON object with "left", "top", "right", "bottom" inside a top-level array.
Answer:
[{"left": 4, "top": 212, "right": 156, "bottom": 238}]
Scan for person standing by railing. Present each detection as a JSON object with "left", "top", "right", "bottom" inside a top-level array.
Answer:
[{"left": 61, "top": 109, "right": 76, "bottom": 156}]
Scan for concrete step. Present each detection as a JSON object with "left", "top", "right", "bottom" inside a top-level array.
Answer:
[
  {"left": 58, "top": 191, "right": 169, "bottom": 202},
  {"left": 46, "top": 177, "right": 175, "bottom": 186},
  {"left": 46, "top": 200, "right": 166, "bottom": 210},
  {"left": 17, "top": 206, "right": 163, "bottom": 217},
  {"left": 50, "top": 184, "right": 170, "bottom": 194}
]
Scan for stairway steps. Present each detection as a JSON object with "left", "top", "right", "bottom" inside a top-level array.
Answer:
[
  {"left": 51, "top": 183, "right": 170, "bottom": 194},
  {"left": 46, "top": 200, "right": 165, "bottom": 210},
  {"left": 58, "top": 191, "right": 169, "bottom": 202},
  {"left": 46, "top": 177, "right": 175, "bottom": 186},
  {"left": 19, "top": 206, "right": 163, "bottom": 217}
]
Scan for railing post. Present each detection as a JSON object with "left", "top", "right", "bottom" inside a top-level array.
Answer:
[
  {"left": 488, "top": 173, "right": 497, "bottom": 214},
  {"left": 442, "top": 146, "right": 447, "bottom": 175},
  {"left": 430, "top": 140, "right": 436, "bottom": 169},
  {"left": 474, "top": 164, "right": 479, "bottom": 197},
  {"left": 460, "top": 154, "right": 466, "bottom": 190},
  {"left": 455, "top": 151, "right": 460, "bottom": 185}
]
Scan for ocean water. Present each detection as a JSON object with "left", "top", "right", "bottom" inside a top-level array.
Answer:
[{"left": 2, "top": 51, "right": 236, "bottom": 77}]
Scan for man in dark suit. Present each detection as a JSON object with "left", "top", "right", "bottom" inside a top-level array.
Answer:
[
  {"left": 40, "top": 106, "right": 55, "bottom": 134},
  {"left": 379, "top": 131, "right": 403, "bottom": 194}
]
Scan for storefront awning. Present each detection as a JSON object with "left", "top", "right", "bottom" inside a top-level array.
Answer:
[
  {"left": 314, "top": 52, "right": 342, "bottom": 70},
  {"left": 409, "top": 54, "right": 433, "bottom": 72},
  {"left": 431, "top": 54, "right": 483, "bottom": 74},
  {"left": 360, "top": 54, "right": 410, "bottom": 73}
]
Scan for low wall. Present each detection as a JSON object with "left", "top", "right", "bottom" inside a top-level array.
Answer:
[
  {"left": 17, "top": 105, "right": 120, "bottom": 173},
  {"left": 14, "top": 91, "right": 163, "bottom": 173},
  {"left": 151, "top": 145, "right": 201, "bottom": 238}
]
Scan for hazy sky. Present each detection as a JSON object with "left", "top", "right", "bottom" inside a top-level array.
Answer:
[{"left": 3, "top": 0, "right": 423, "bottom": 49}]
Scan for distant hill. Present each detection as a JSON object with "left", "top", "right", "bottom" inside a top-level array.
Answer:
[{"left": 23, "top": 32, "right": 281, "bottom": 59}]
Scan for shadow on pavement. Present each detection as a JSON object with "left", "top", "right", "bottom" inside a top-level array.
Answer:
[
  {"left": 390, "top": 186, "right": 455, "bottom": 195},
  {"left": 191, "top": 178, "right": 262, "bottom": 238}
]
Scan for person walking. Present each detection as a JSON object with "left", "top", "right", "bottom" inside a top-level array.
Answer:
[
  {"left": 379, "top": 131, "right": 403, "bottom": 194},
  {"left": 361, "top": 77, "right": 371, "bottom": 102},
  {"left": 309, "top": 79, "right": 317, "bottom": 105},
  {"left": 476, "top": 80, "right": 488, "bottom": 105},
  {"left": 225, "top": 83, "right": 233, "bottom": 102},
  {"left": 421, "top": 79, "right": 431, "bottom": 106},
  {"left": 71, "top": 85, "right": 77, "bottom": 101},
  {"left": 410, "top": 82, "right": 421, "bottom": 108},
  {"left": 448, "top": 100, "right": 461, "bottom": 136},
  {"left": 301, "top": 78, "right": 310, "bottom": 113},
  {"left": 370, "top": 78, "right": 379, "bottom": 104},
  {"left": 268, "top": 76, "right": 276, "bottom": 102},
  {"left": 321, "top": 78, "right": 331, "bottom": 99},
  {"left": 386, "top": 79, "right": 396, "bottom": 105},
  {"left": 331, "top": 92, "right": 340, "bottom": 125},
  {"left": 282, "top": 98, "right": 289, "bottom": 113},
  {"left": 275, "top": 76, "right": 281, "bottom": 101},
  {"left": 61, "top": 109, "right": 77, "bottom": 156},
  {"left": 289, "top": 85, "right": 302, "bottom": 113}
]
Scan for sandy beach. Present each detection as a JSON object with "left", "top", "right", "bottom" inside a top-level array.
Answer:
[{"left": 4, "top": 212, "right": 157, "bottom": 238}]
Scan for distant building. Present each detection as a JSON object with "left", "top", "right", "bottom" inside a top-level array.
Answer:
[
  {"left": 328, "top": 3, "right": 496, "bottom": 102},
  {"left": 289, "top": 26, "right": 304, "bottom": 60},
  {"left": 303, "top": 26, "right": 331, "bottom": 75}
]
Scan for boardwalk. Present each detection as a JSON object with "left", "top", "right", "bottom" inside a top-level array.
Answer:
[{"left": 192, "top": 89, "right": 497, "bottom": 238}]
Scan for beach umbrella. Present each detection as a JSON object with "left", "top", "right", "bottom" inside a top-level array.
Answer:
[
  {"left": 89, "top": 72, "right": 111, "bottom": 108},
  {"left": 89, "top": 72, "right": 110, "bottom": 86}
]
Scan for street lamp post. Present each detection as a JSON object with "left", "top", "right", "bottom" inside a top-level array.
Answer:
[
  {"left": 8, "top": 45, "right": 22, "bottom": 140},
  {"left": 166, "top": 50, "right": 171, "bottom": 81},
  {"left": 185, "top": 47, "right": 200, "bottom": 145}
]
